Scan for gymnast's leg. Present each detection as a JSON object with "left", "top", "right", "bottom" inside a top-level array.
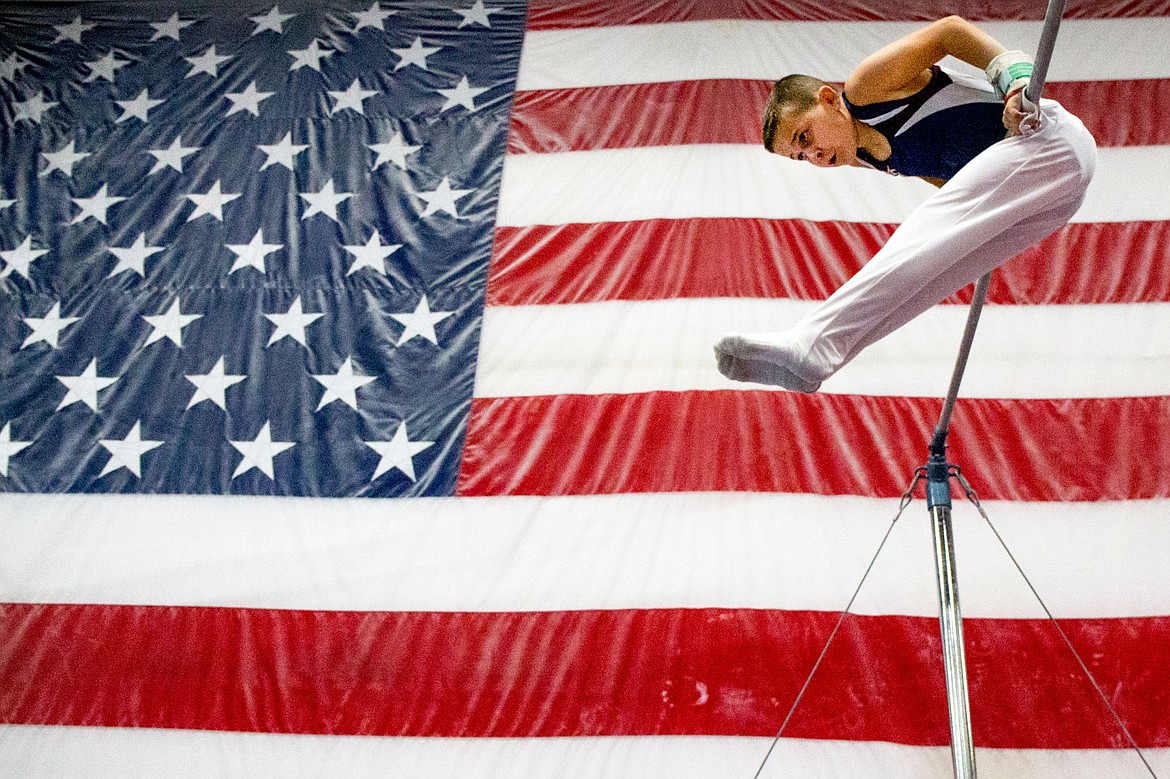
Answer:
[
  {"left": 715, "top": 102, "right": 1096, "bottom": 391},
  {"left": 714, "top": 203, "right": 1079, "bottom": 394}
]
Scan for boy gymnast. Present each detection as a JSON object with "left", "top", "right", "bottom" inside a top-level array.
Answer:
[{"left": 714, "top": 15, "right": 1097, "bottom": 393}]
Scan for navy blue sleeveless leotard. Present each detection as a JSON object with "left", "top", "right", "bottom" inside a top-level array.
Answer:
[{"left": 843, "top": 65, "right": 1007, "bottom": 180}]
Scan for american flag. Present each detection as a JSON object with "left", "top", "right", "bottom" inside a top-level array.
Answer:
[{"left": 2, "top": 0, "right": 1169, "bottom": 776}]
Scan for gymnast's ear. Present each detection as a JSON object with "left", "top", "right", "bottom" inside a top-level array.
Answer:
[{"left": 817, "top": 84, "right": 841, "bottom": 105}]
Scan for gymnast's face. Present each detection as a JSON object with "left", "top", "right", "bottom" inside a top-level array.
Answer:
[{"left": 772, "top": 86, "right": 857, "bottom": 168}]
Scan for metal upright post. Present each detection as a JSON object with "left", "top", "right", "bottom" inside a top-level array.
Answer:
[
  {"left": 926, "top": 270, "right": 991, "bottom": 779},
  {"left": 922, "top": 4, "right": 1066, "bottom": 776},
  {"left": 1024, "top": 0, "right": 1066, "bottom": 109},
  {"left": 925, "top": 447, "right": 978, "bottom": 778}
]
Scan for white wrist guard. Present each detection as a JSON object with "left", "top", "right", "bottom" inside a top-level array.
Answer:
[{"left": 985, "top": 50, "right": 1034, "bottom": 100}]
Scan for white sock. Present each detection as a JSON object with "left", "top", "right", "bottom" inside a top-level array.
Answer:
[{"left": 713, "top": 334, "right": 822, "bottom": 393}]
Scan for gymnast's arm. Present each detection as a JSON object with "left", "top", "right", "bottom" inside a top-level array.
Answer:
[{"left": 844, "top": 16, "right": 1008, "bottom": 105}]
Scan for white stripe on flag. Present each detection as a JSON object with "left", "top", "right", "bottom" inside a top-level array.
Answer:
[
  {"left": 496, "top": 144, "right": 1170, "bottom": 226},
  {"left": 475, "top": 299, "right": 1170, "bottom": 399},
  {"left": 517, "top": 18, "right": 1170, "bottom": 90},
  {"left": 2, "top": 492, "right": 1168, "bottom": 618},
  {"left": 3, "top": 726, "right": 1168, "bottom": 779}
]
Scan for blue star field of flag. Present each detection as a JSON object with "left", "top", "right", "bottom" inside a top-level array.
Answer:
[{"left": 0, "top": 0, "right": 523, "bottom": 496}]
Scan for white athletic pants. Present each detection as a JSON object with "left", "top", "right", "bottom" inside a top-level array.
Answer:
[{"left": 789, "top": 100, "right": 1098, "bottom": 383}]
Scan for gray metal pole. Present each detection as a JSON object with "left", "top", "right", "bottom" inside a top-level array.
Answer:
[
  {"left": 931, "top": 273, "right": 992, "bottom": 451},
  {"left": 1024, "top": 0, "right": 1066, "bottom": 109},
  {"left": 924, "top": 6, "right": 1067, "bottom": 776},
  {"left": 926, "top": 454, "right": 977, "bottom": 779},
  {"left": 930, "top": 501, "right": 978, "bottom": 778},
  {"left": 935, "top": 0, "right": 1068, "bottom": 447}
]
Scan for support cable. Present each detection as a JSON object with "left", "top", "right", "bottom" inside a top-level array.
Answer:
[
  {"left": 752, "top": 469, "right": 925, "bottom": 779},
  {"left": 952, "top": 471, "right": 1159, "bottom": 779}
]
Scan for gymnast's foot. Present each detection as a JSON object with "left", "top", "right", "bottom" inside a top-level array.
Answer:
[{"left": 714, "top": 333, "right": 822, "bottom": 393}]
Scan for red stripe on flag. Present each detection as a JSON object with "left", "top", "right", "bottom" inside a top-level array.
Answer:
[
  {"left": 508, "top": 79, "right": 1170, "bottom": 153},
  {"left": 2, "top": 603, "right": 1165, "bottom": 748},
  {"left": 508, "top": 80, "right": 772, "bottom": 154},
  {"left": 489, "top": 218, "right": 885, "bottom": 305},
  {"left": 526, "top": 0, "right": 1170, "bottom": 29},
  {"left": 1045, "top": 79, "right": 1170, "bottom": 147},
  {"left": 488, "top": 219, "right": 1170, "bottom": 305},
  {"left": 457, "top": 391, "right": 1170, "bottom": 501}
]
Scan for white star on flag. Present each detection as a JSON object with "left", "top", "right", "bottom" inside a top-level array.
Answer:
[
  {"left": 312, "top": 357, "right": 377, "bottom": 410},
  {"left": 264, "top": 296, "right": 323, "bottom": 347},
  {"left": 99, "top": 422, "right": 164, "bottom": 478},
  {"left": 299, "top": 179, "right": 352, "bottom": 222},
  {"left": 1, "top": 53, "right": 30, "bottom": 83},
  {"left": 0, "top": 198, "right": 13, "bottom": 213},
  {"left": 84, "top": 51, "right": 130, "bottom": 83},
  {"left": 14, "top": 91, "right": 58, "bottom": 123},
  {"left": 344, "top": 230, "right": 401, "bottom": 275},
  {"left": 369, "top": 132, "right": 420, "bottom": 171},
  {"left": 453, "top": 1, "right": 502, "bottom": 28},
  {"left": 54, "top": 16, "right": 96, "bottom": 43},
  {"left": 230, "top": 422, "right": 295, "bottom": 480},
  {"left": 185, "top": 45, "right": 232, "bottom": 78},
  {"left": 142, "top": 298, "right": 202, "bottom": 347},
  {"left": 328, "top": 79, "right": 378, "bottom": 115},
  {"left": 392, "top": 37, "right": 440, "bottom": 71},
  {"left": 365, "top": 422, "right": 434, "bottom": 482},
  {"left": 226, "top": 229, "right": 283, "bottom": 274},
  {"left": 115, "top": 89, "right": 164, "bottom": 123},
  {"left": 41, "top": 140, "right": 91, "bottom": 177},
  {"left": 0, "top": 422, "right": 32, "bottom": 478},
  {"left": 288, "top": 39, "right": 332, "bottom": 72},
  {"left": 436, "top": 76, "right": 489, "bottom": 112},
  {"left": 108, "top": 233, "right": 165, "bottom": 277},
  {"left": 186, "top": 181, "right": 241, "bottom": 222},
  {"left": 224, "top": 81, "right": 275, "bottom": 117},
  {"left": 21, "top": 303, "right": 79, "bottom": 349},
  {"left": 250, "top": 5, "right": 296, "bottom": 36},
  {"left": 71, "top": 184, "right": 127, "bottom": 225},
  {"left": 258, "top": 132, "right": 308, "bottom": 171},
  {"left": 185, "top": 357, "right": 246, "bottom": 410},
  {"left": 150, "top": 12, "right": 195, "bottom": 42},
  {"left": 147, "top": 136, "right": 199, "bottom": 174},
  {"left": 390, "top": 294, "right": 454, "bottom": 346},
  {"left": 415, "top": 176, "right": 473, "bottom": 218},
  {"left": 352, "top": 2, "right": 396, "bottom": 31},
  {"left": 1, "top": 236, "right": 49, "bottom": 280},
  {"left": 56, "top": 359, "right": 118, "bottom": 412}
]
